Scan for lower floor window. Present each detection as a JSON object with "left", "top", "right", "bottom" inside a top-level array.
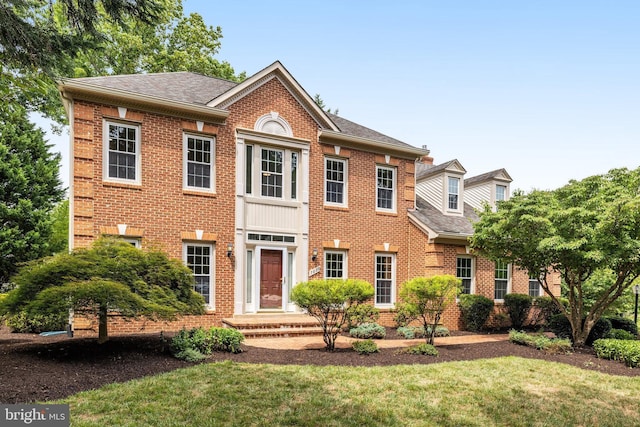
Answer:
[
  {"left": 375, "top": 253, "right": 395, "bottom": 306},
  {"left": 325, "top": 251, "right": 346, "bottom": 279},
  {"left": 494, "top": 260, "right": 509, "bottom": 300},
  {"left": 184, "top": 243, "right": 213, "bottom": 307},
  {"left": 457, "top": 257, "right": 473, "bottom": 294},
  {"left": 529, "top": 273, "right": 542, "bottom": 297}
]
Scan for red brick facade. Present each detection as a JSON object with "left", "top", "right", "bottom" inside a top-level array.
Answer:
[{"left": 64, "top": 64, "right": 559, "bottom": 336}]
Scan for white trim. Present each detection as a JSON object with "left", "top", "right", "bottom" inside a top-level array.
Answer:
[
  {"left": 254, "top": 112, "right": 293, "bottom": 137},
  {"left": 183, "top": 133, "right": 215, "bottom": 193},
  {"left": 374, "top": 252, "right": 396, "bottom": 308},
  {"left": 66, "top": 97, "right": 75, "bottom": 251},
  {"left": 445, "top": 174, "right": 463, "bottom": 215},
  {"left": 102, "top": 120, "right": 142, "bottom": 185},
  {"left": 375, "top": 165, "right": 397, "bottom": 213},
  {"left": 494, "top": 261, "right": 511, "bottom": 301},
  {"left": 324, "top": 157, "right": 348, "bottom": 207},
  {"left": 456, "top": 256, "right": 475, "bottom": 295}
]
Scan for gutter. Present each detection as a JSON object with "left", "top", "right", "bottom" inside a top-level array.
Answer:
[{"left": 319, "top": 129, "right": 430, "bottom": 159}]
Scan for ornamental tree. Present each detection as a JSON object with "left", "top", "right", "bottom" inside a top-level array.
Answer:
[
  {"left": 398, "top": 275, "right": 460, "bottom": 345},
  {"left": 470, "top": 167, "right": 640, "bottom": 346},
  {"left": 1, "top": 237, "right": 205, "bottom": 343},
  {"left": 291, "top": 279, "right": 374, "bottom": 351}
]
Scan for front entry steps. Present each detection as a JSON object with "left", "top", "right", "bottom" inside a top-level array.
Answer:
[{"left": 222, "top": 314, "right": 323, "bottom": 339}]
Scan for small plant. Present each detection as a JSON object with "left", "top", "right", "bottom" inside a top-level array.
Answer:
[
  {"left": 393, "top": 304, "right": 413, "bottom": 327},
  {"left": 401, "top": 343, "right": 439, "bottom": 356},
  {"left": 548, "top": 315, "right": 612, "bottom": 346},
  {"left": 346, "top": 304, "right": 380, "bottom": 330},
  {"left": 530, "top": 296, "right": 566, "bottom": 326},
  {"left": 604, "top": 316, "right": 638, "bottom": 336},
  {"left": 593, "top": 339, "right": 640, "bottom": 368},
  {"left": 170, "top": 327, "right": 245, "bottom": 360},
  {"left": 349, "top": 323, "right": 386, "bottom": 339},
  {"left": 210, "top": 327, "right": 245, "bottom": 353},
  {"left": 6, "top": 310, "right": 68, "bottom": 333},
  {"left": 459, "top": 294, "right": 494, "bottom": 332},
  {"left": 503, "top": 293, "right": 532, "bottom": 329},
  {"left": 396, "top": 325, "right": 449, "bottom": 339},
  {"left": 509, "top": 329, "right": 572, "bottom": 354},
  {"left": 352, "top": 339, "right": 379, "bottom": 355},
  {"left": 607, "top": 328, "right": 637, "bottom": 340},
  {"left": 174, "top": 347, "right": 206, "bottom": 362}
]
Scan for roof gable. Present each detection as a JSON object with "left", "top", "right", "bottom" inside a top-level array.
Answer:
[
  {"left": 207, "top": 61, "right": 338, "bottom": 131},
  {"left": 416, "top": 159, "right": 466, "bottom": 181},
  {"left": 465, "top": 168, "right": 512, "bottom": 187}
]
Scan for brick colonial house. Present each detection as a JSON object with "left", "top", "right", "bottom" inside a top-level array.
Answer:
[{"left": 58, "top": 61, "right": 559, "bottom": 335}]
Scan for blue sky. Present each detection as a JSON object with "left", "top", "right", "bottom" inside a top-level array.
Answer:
[{"left": 44, "top": 0, "right": 640, "bottom": 192}]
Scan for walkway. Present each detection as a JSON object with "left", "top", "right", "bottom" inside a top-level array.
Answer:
[{"left": 244, "top": 333, "right": 510, "bottom": 350}]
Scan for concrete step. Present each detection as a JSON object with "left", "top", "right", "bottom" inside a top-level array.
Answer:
[
  {"left": 236, "top": 326, "right": 325, "bottom": 339},
  {"left": 222, "top": 314, "right": 328, "bottom": 338}
]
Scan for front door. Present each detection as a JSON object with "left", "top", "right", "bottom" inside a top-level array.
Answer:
[{"left": 260, "top": 249, "right": 283, "bottom": 309}]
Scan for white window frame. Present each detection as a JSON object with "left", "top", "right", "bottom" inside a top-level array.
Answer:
[
  {"left": 183, "top": 242, "right": 215, "bottom": 310},
  {"left": 121, "top": 237, "right": 141, "bottom": 248},
  {"left": 376, "top": 165, "right": 396, "bottom": 213},
  {"left": 528, "top": 272, "right": 542, "bottom": 297},
  {"left": 456, "top": 256, "right": 474, "bottom": 295},
  {"left": 324, "top": 157, "right": 348, "bottom": 207},
  {"left": 447, "top": 176, "right": 460, "bottom": 211},
  {"left": 374, "top": 253, "right": 395, "bottom": 308},
  {"left": 183, "top": 133, "right": 215, "bottom": 192},
  {"left": 103, "top": 120, "right": 141, "bottom": 185},
  {"left": 324, "top": 250, "right": 347, "bottom": 279},
  {"left": 260, "top": 147, "right": 284, "bottom": 198},
  {"left": 494, "top": 260, "right": 511, "bottom": 301},
  {"left": 495, "top": 184, "right": 507, "bottom": 202}
]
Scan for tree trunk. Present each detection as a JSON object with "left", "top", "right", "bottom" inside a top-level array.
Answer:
[{"left": 97, "top": 306, "right": 109, "bottom": 344}]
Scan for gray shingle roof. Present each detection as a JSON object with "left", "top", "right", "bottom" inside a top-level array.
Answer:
[
  {"left": 464, "top": 168, "right": 512, "bottom": 187},
  {"left": 411, "top": 196, "right": 478, "bottom": 236},
  {"left": 72, "top": 72, "right": 238, "bottom": 105},
  {"left": 327, "top": 113, "right": 416, "bottom": 150},
  {"left": 416, "top": 160, "right": 464, "bottom": 181}
]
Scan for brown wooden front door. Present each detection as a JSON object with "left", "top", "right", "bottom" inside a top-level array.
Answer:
[{"left": 260, "top": 249, "right": 283, "bottom": 309}]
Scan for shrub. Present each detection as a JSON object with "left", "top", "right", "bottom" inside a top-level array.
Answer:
[
  {"left": 509, "top": 329, "right": 572, "bottom": 354},
  {"left": 174, "top": 348, "right": 206, "bottom": 362},
  {"left": 530, "top": 296, "right": 566, "bottom": 326},
  {"left": 548, "top": 314, "right": 612, "bottom": 346},
  {"left": 593, "top": 339, "right": 640, "bottom": 368},
  {"left": 604, "top": 316, "right": 638, "bottom": 336},
  {"left": 346, "top": 304, "right": 379, "bottom": 330},
  {"left": 459, "top": 294, "right": 494, "bottom": 331},
  {"left": 503, "top": 294, "right": 532, "bottom": 329},
  {"left": 210, "top": 327, "right": 245, "bottom": 353},
  {"left": 291, "top": 279, "right": 374, "bottom": 351},
  {"left": 5, "top": 311, "right": 67, "bottom": 333},
  {"left": 352, "top": 339, "right": 379, "bottom": 355},
  {"left": 393, "top": 304, "right": 413, "bottom": 327},
  {"left": 401, "top": 343, "right": 438, "bottom": 356},
  {"left": 397, "top": 325, "right": 450, "bottom": 339},
  {"left": 349, "top": 323, "right": 386, "bottom": 339},
  {"left": 607, "top": 328, "right": 637, "bottom": 340}
]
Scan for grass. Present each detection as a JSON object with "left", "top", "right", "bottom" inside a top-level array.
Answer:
[{"left": 62, "top": 358, "right": 640, "bottom": 427}]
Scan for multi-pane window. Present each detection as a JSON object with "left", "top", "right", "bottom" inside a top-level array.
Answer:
[
  {"left": 245, "top": 145, "right": 253, "bottom": 194},
  {"left": 291, "top": 152, "right": 298, "bottom": 199},
  {"left": 184, "top": 135, "right": 214, "bottom": 190},
  {"left": 106, "top": 122, "right": 139, "bottom": 182},
  {"left": 496, "top": 184, "right": 507, "bottom": 202},
  {"left": 325, "top": 251, "right": 346, "bottom": 279},
  {"left": 325, "top": 158, "right": 347, "bottom": 205},
  {"left": 376, "top": 166, "right": 395, "bottom": 211},
  {"left": 184, "top": 244, "right": 213, "bottom": 307},
  {"left": 529, "top": 272, "right": 542, "bottom": 297},
  {"left": 494, "top": 260, "right": 509, "bottom": 300},
  {"left": 375, "top": 254, "right": 395, "bottom": 306},
  {"left": 261, "top": 148, "right": 283, "bottom": 197},
  {"left": 457, "top": 257, "right": 473, "bottom": 294},
  {"left": 448, "top": 177, "right": 460, "bottom": 210}
]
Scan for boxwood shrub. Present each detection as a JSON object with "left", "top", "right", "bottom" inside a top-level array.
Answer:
[
  {"left": 548, "top": 314, "right": 612, "bottom": 346},
  {"left": 401, "top": 343, "right": 439, "bottom": 356},
  {"left": 171, "top": 326, "right": 245, "bottom": 361},
  {"left": 604, "top": 316, "right": 638, "bottom": 336},
  {"left": 459, "top": 294, "right": 494, "bottom": 331},
  {"left": 607, "top": 328, "right": 637, "bottom": 340},
  {"left": 352, "top": 339, "right": 379, "bottom": 355},
  {"left": 503, "top": 293, "right": 532, "bottom": 329}
]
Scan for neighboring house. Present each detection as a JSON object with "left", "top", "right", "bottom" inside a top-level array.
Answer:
[{"left": 59, "top": 61, "right": 559, "bottom": 335}]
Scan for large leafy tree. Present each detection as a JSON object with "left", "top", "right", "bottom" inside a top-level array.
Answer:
[
  {"left": 471, "top": 168, "right": 640, "bottom": 346},
  {"left": 1, "top": 237, "right": 205, "bottom": 343},
  {"left": 0, "top": 104, "right": 64, "bottom": 283}
]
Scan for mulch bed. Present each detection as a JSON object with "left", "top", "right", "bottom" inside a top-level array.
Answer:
[{"left": 1, "top": 327, "right": 638, "bottom": 403}]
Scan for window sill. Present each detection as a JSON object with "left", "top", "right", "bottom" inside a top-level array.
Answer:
[
  {"left": 375, "top": 210, "right": 398, "bottom": 217},
  {"left": 183, "top": 189, "right": 217, "bottom": 198},
  {"left": 102, "top": 181, "right": 142, "bottom": 190},
  {"left": 324, "top": 205, "right": 349, "bottom": 212}
]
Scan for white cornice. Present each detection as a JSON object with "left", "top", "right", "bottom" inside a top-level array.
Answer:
[{"left": 320, "top": 130, "right": 429, "bottom": 159}]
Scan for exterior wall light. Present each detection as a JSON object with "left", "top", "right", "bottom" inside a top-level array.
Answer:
[
  {"left": 226, "top": 243, "right": 233, "bottom": 258},
  {"left": 311, "top": 248, "right": 318, "bottom": 262}
]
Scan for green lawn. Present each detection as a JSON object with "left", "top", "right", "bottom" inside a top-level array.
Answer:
[{"left": 63, "top": 357, "right": 640, "bottom": 427}]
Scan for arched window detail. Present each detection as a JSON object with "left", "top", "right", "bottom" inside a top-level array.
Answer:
[{"left": 254, "top": 112, "right": 293, "bottom": 137}]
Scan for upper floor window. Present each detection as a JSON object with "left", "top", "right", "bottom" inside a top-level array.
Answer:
[
  {"left": 494, "top": 260, "right": 509, "bottom": 300},
  {"left": 457, "top": 257, "right": 473, "bottom": 294},
  {"left": 325, "top": 158, "right": 347, "bottom": 206},
  {"left": 375, "top": 253, "right": 395, "bottom": 307},
  {"left": 325, "top": 250, "right": 347, "bottom": 279},
  {"left": 376, "top": 166, "right": 396, "bottom": 212},
  {"left": 496, "top": 184, "right": 507, "bottom": 202},
  {"left": 184, "top": 134, "right": 214, "bottom": 191},
  {"left": 104, "top": 121, "right": 141, "bottom": 184},
  {"left": 448, "top": 177, "right": 460, "bottom": 210},
  {"left": 261, "top": 148, "right": 283, "bottom": 198}
]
